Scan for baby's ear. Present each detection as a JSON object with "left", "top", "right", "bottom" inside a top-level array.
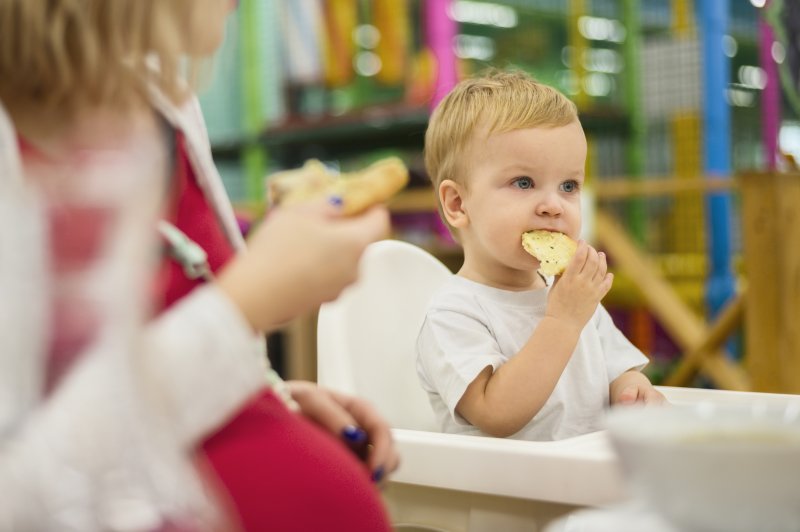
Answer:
[{"left": 439, "top": 179, "right": 468, "bottom": 228}]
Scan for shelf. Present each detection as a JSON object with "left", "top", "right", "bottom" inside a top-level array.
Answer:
[
  {"left": 388, "top": 187, "right": 437, "bottom": 213},
  {"left": 259, "top": 104, "right": 430, "bottom": 166},
  {"left": 578, "top": 106, "right": 630, "bottom": 135},
  {"left": 211, "top": 104, "right": 631, "bottom": 164}
]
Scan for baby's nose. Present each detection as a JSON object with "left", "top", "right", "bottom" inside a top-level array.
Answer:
[{"left": 535, "top": 194, "right": 563, "bottom": 216}]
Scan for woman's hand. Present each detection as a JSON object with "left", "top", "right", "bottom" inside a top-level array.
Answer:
[
  {"left": 286, "top": 381, "right": 400, "bottom": 484},
  {"left": 217, "top": 199, "right": 390, "bottom": 332}
]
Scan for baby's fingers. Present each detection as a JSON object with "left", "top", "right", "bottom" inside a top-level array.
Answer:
[
  {"left": 562, "top": 240, "right": 589, "bottom": 278},
  {"left": 595, "top": 251, "right": 608, "bottom": 281},
  {"left": 599, "top": 271, "right": 614, "bottom": 299},
  {"left": 581, "top": 245, "right": 601, "bottom": 278},
  {"left": 616, "top": 384, "right": 640, "bottom": 405},
  {"left": 643, "top": 387, "right": 668, "bottom": 405}
]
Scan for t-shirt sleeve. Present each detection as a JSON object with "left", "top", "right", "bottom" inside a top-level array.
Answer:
[
  {"left": 142, "top": 284, "right": 267, "bottom": 446},
  {"left": 594, "top": 304, "right": 649, "bottom": 382},
  {"left": 416, "top": 307, "right": 506, "bottom": 425}
]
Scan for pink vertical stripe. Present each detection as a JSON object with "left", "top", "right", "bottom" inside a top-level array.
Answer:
[
  {"left": 759, "top": 7, "right": 780, "bottom": 170},
  {"left": 425, "top": 0, "right": 458, "bottom": 111}
]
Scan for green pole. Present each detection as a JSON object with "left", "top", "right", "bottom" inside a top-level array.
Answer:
[
  {"left": 261, "top": 0, "right": 285, "bottom": 126},
  {"left": 622, "top": 0, "right": 646, "bottom": 244},
  {"left": 240, "top": 0, "right": 268, "bottom": 204}
]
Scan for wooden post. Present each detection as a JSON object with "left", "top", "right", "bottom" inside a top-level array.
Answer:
[
  {"left": 741, "top": 172, "right": 783, "bottom": 391},
  {"left": 740, "top": 172, "right": 800, "bottom": 392},
  {"left": 778, "top": 173, "right": 800, "bottom": 393}
]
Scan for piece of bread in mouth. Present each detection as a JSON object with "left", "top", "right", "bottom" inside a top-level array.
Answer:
[
  {"left": 521, "top": 230, "right": 577, "bottom": 276},
  {"left": 267, "top": 157, "right": 409, "bottom": 215}
]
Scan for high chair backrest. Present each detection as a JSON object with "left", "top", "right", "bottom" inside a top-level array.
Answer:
[{"left": 317, "top": 239, "right": 452, "bottom": 431}]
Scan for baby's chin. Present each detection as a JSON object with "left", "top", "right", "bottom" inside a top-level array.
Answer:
[{"left": 508, "top": 257, "right": 543, "bottom": 276}]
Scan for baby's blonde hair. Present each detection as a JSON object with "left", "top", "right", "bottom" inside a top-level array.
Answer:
[
  {"left": 0, "top": 0, "right": 194, "bottom": 114},
  {"left": 425, "top": 68, "right": 578, "bottom": 200}
]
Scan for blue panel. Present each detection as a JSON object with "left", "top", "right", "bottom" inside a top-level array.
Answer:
[{"left": 698, "top": 0, "right": 737, "bottom": 327}]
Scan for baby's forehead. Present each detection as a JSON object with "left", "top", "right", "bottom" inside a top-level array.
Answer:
[{"left": 463, "top": 122, "right": 587, "bottom": 168}]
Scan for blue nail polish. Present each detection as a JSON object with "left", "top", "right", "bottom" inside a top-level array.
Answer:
[
  {"left": 328, "top": 195, "right": 344, "bottom": 207},
  {"left": 372, "top": 466, "right": 385, "bottom": 483},
  {"left": 341, "top": 425, "right": 367, "bottom": 444}
]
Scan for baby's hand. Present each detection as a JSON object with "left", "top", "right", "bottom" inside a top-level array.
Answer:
[
  {"left": 610, "top": 371, "right": 667, "bottom": 405},
  {"left": 614, "top": 383, "right": 667, "bottom": 405},
  {"left": 545, "top": 240, "right": 613, "bottom": 331}
]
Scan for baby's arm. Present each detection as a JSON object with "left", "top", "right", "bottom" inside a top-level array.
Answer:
[
  {"left": 610, "top": 370, "right": 666, "bottom": 405},
  {"left": 456, "top": 241, "right": 613, "bottom": 437}
]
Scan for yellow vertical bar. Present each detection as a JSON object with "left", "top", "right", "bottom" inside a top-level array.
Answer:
[
  {"left": 672, "top": 0, "right": 695, "bottom": 37},
  {"left": 669, "top": 113, "right": 705, "bottom": 255},
  {"left": 373, "top": 0, "right": 410, "bottom": 86},
  {"left": 569, "top": 0, "right": 589, "bottom": 109},
  {"left": 668, "top": 0, "right": 703, "bottom": 269},
  {"left": 584, "top": 136, "right": 595, "bottom": 182},
  {"left": 323, "top": 0, "right": 359, "bottom": 88}
]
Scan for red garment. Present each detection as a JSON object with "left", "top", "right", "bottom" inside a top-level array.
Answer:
[
  {"left": 159, "top": 132, "right": 391, "bottom": 531},
  {"left": 155, "top": 133, "right": 233, "bottom": 310}
]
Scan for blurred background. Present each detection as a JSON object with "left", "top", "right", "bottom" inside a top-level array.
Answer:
[{"left": 198, "top": 0, "right": 800, "bottom": 394}]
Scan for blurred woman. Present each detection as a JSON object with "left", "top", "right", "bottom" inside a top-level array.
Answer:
[{"left": 0, "top": 1, "right": 398, "bottom": 529}]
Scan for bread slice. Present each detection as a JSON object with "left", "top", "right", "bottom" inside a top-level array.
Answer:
[
  {"left": 521, "top": 230, "right": 577, "bottom": 276},
  {"left": 268, "top": 159, "right": 335, "bottom": 207},
  {"left": 267, "top": 157, "right": 409, "bottom": 215}
]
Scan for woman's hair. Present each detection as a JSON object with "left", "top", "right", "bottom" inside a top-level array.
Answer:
[
  {"left": 0, "top": 0, "right": 195, "bottom": 114},
  {"left": 424, "top": 68, "right": 578, "bottom": 194}
]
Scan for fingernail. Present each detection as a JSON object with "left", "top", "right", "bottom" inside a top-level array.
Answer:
[
  {"left": 371, "top": 466, "right": 385, "bottom": 483},
  {"left": 341, "top": 425, "right": 367, "bottom": 444},
  {"left": 328, "top": 195, "right": 344, "bottom": 208}
]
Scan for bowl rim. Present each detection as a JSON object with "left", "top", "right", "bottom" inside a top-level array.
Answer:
[{"left": 605, "top": 401, "right": 800, "bottom": 447}]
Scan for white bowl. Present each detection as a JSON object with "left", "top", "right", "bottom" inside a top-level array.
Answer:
[{"left": 606, "top": 400, "right": 800, "bottom": 532}]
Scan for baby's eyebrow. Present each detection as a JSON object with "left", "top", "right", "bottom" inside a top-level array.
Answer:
[{"left": 502, "top": 164, "right": 542, "bottom": 174}]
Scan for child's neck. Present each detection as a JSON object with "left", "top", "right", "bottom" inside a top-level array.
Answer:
[{"left": 457, "top": 261, "right": 546, "bottom": 292}]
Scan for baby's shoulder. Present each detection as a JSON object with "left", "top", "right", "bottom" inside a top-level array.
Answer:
[{"left": 425, "top": 276, "right": 486, "bottom": 313}]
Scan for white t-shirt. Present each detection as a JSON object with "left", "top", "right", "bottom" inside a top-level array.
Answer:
[{"left": 416, "top": 275, "right": 648, "bottom": 441}]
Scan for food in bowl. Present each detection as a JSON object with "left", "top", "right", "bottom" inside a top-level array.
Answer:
[{"left": 606, "top": 401, "right": 800, "bottom": 532}]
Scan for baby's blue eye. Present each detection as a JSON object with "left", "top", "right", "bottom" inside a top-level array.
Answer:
[
  {"left": 513, "top": 177, "right": 533, "bottom": 189},
  {"left": 560, "top": 180, "right": 579, "bottom": 193}
]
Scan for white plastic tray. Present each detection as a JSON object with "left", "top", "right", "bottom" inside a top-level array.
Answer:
[{"left": 384, "top": 386, "right": 800, "bottom": 532}]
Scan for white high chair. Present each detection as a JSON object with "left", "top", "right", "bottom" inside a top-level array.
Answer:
[
  {"left": 318, "top": 239, "right": 800, "bottom": 532},
  {"left": 317, "top": 240, "right": 626, "bottom": 531},
  {"left": 317, "top": 239, "right": 448, "bottom": 432}
]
